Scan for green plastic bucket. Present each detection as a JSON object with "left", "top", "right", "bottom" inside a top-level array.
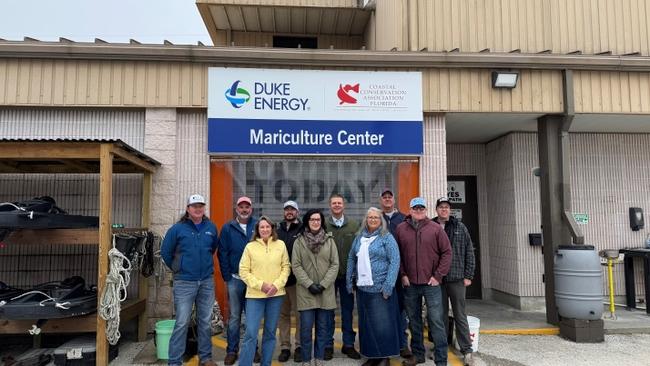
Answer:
[{"left": 155, "top": 319, "right": 176, "bottom": 360}]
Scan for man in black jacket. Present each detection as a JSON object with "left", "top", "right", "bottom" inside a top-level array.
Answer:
[
  {"left": 277, "top": 200, "right": 303, "bottom": 363},
  {"left": 433, "top": 197, "right": 476, "bottom": 366}
]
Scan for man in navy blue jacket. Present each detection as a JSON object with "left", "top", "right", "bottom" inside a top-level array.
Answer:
[
  {"left": 217, "top": 196, "right": 258, "bottom": 365},
  {"left": 161, "top": 194, "right": 219, "bottom": 366}
]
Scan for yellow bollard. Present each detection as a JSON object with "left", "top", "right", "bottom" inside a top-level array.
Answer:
[{"left": 607, "top": 257, "right": 616, "bottom": 317}]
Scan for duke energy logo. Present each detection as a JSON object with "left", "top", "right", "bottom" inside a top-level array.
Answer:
[{"left": 225, "top": 80, "right": 251, "bottom": 108}]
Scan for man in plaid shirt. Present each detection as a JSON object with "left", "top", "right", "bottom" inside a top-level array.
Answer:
[{"left": 433, "top": 197, "right": 476, "bottom": 366}]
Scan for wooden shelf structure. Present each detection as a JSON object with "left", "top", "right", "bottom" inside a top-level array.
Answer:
[{"left": 0, "top": 139, "right": 160, "bottom": 365}]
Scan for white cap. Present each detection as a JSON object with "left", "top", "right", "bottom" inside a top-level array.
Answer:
[
  {"left": 283, "top": 200, "right": 299, "bottom": 210},
  {"left": 187, "top": 194, "right": 206, "bottom": 206}
]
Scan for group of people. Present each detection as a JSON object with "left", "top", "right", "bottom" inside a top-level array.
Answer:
[{"left": 161, "top": 189, "right": 476, "bottom": 366}]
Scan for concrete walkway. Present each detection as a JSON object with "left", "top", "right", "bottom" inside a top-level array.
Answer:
[{"left": 110, "top": 299, "right": 650, "bottom": 365}]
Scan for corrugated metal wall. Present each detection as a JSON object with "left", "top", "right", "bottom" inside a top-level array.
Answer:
[
  {"left": 0, "top": 59, "right": 569, "bottom": 114},
  {"left": 0, "top": 108, "right": 145, "bottom": 295},
  {"left": 176, "top": 110, "right": 211, "bottom": 216},
  {"left": 0, "top": 59, "right": 207, "bottom": 108},
  {"left": 423, "top": 69, "right": 564, "bottom": 113},
  {"left": 446, "top": 144, "right": 491, "bottom": 290},
  {"left": 574, "top": 71, "right": 650, "bottom": 113},
  {"left": 7, "top": 59, "right": 650, "bottom": 115},
  {"left": 373, "top": 0, "right": 650, "bottom": 56}
]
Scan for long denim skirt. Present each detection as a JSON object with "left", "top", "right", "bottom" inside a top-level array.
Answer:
[{"left": 357, "top": 288, "right": 401, "bottom": 358}]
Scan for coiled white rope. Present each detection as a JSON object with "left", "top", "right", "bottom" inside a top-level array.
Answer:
[{"left": 99, "top": 235, "right": 132, "bottom": 346}]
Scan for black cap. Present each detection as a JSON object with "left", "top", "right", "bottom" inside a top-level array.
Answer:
[{"left": 436, "top": 197, "right": 451, "bottom": 208}]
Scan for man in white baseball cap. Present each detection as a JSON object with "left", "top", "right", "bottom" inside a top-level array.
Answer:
[{"left": 161, "top": 193, "right": 219, "bottom": 366}]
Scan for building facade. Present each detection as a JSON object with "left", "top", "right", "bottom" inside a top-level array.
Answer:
[{"left": 1, "top": 0, "right": 650, "bottom": 329}]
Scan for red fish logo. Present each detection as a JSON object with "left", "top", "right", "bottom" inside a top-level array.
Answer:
[{"left": 337, "top": 83, "right": 360, "bottom": 105}]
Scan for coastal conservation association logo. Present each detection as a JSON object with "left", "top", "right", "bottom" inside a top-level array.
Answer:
[
  {"left": 337, "top": 83, "right": 359, "bottom": 105},
  {"left": 225, "top": 80, "right": 251, "bottom": 108}
]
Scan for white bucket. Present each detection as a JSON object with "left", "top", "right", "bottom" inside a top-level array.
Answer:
[{"left": 467, "top": 315, "right": 480, "bottom": 352}]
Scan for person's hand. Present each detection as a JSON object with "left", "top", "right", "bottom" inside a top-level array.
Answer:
[
  {"left": 261, "top": 282, "right": 271, "bottom": 293},
  {"left": 401, "top": 276, "right": 410, "bottom": 287},
  {"left": 266, "top": 284, "right": 278, "bottom": 297},
  {"left": 383, "top": 292, "right": 390, "bottom": 300},
  {"left": 427, "top": 277, "right": 439, "bottom": 286},
  {"left": 464, "top": 279, "right": 472, "bottom": 287},
  {"left": 308, "top": 284, "right": 322, "bottom": 295},
  {"left": 316, "top": 284, "right": 325, "bottom": 293}
]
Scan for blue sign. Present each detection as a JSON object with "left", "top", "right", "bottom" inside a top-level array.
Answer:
[{"left": 208, "top": 118, "right": 423, "bottom": 155}]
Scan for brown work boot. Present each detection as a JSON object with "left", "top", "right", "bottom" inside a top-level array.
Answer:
[
  {"left": 224, "top": 353, "right": 238, "bottom": 365},
  {"left": 278, "top": 349, "right": 291, "bottom": 362}
]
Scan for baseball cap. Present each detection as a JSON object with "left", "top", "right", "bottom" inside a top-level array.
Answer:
[
  {"left": 436, "top": 197, "right": 451, "bottom": 208},
  {"left": 380, "top": 188, "right": 394, "bottom": 197},
  {"left": 283, "top": 200, "right": 299, "bottom": 210},
  {"left": 409, "top": 197, "right": 427, "bottom": 208},
  {"left": 187, "top": 194, "right": 206, "bottom": 206},
  {"left": 236, "top": 196, "right": 252, "bottom": 206}
]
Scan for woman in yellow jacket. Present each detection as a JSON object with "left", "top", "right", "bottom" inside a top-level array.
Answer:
[{"left": 239, "top": 215, "right": 291, "bottom": 366}]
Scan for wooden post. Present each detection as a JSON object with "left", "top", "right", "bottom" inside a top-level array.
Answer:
[
  {"left": 138, "top": 172, "right": 152, "bottom": 341},
  {"left": 97, "top": 144, "right": 113, "bottom": 365}
]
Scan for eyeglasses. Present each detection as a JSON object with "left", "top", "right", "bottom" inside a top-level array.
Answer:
[
  {"left": 309, "top": 218, "right": 322, "bottom": 222},
  {"left": 411, "top": 206, "right": 426, "bottom": 212}
]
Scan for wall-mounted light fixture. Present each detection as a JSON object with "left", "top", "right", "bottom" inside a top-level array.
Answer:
[{"left": 491, "top": 71, "right": 519, "bottom": 88}]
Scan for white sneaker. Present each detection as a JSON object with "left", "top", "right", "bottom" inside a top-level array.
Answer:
[{"left": 463, "top": 353, "right": 474, "bottom": 366}]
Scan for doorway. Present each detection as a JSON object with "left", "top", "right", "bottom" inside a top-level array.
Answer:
[{"left": 447, "top": 175, "right": 482, "bottom": 299}]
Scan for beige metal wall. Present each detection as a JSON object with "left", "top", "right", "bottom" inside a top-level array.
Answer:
[
  {"left": 446, "top": 144, "right": 492, "bottom": 292},
  {"left": 229, "top": 31, "right": 363, "bottom": 49},
  {"left": 372, "top": 0, "right": 650, "bottom": 56},
  {"left": 421, "top": 114, "right": 447, "bottom": 206},
  {"left": 0, "top": 58, "right": 570, "bottom": 113},
  {"left": 423, "top": 69, "right": 563, "bottom": 113},
  {"left": 575, "top": 71, "right": 650, "bottom": 113}
]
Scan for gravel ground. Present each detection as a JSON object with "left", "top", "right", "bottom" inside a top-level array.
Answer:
[{"left": 472, "top": 333, "right": 650, "bottom": 366}]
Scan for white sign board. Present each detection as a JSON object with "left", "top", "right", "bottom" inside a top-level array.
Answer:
[{"left": 448, "top": 181, "right": 466, "bottom": 203}]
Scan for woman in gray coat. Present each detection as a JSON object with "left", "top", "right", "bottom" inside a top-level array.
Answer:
[{"left": 291, "top": 209, "right": 339, "bottom": 366}]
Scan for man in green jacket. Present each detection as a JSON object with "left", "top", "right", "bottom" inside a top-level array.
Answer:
[{"left": 324, "top": 193, "right": 360, "bottom": 360}]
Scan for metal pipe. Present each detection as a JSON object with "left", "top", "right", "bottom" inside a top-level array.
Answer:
[{"left": 607, "top": 258, "right": 616, "bottom": 316}]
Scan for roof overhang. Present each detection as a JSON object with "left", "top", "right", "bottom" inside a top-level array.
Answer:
[
  {"left": 196, "top": 0, "right": 371, "bottom": 44},
  {"left": 446, "top": 113, "right": 650, "bottom": 143}
]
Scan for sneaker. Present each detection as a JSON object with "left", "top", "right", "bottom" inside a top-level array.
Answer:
[
  {"left": 324, "top": 347, "right": 333, "bottom": 361},
  {"left": 254, "top": 350, "right": 262, "bottom": 363},
  {"left": 402, "top": 356, "right": 426, "bottom": 366},
  {"left": 400, "top": 348, "right": 413, "bottom": 358},
  {"left": 463, "top": 353, "right": 474, "bottom": 366},
  {"left": 301, "top": 363, "right": 311, "bottom": 366},
  {"left": 278, "top": 349, "right": 291, "bottom": 362},
  {"left": 224, "top": 353, "right": 238, "bottom": 365},
  {"left": 294, "top": 347, "right": 303, "bottom": 363},
  {"left": 341, "top": 346, "right": 361, "bottom": 360},
  {"left": 314, "top": 360, "right": 324, "bottom": 366}
]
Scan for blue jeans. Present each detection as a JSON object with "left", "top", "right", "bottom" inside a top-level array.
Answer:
[
  {"left": 225, "top": 278, "right": 247, "bottom": 354},
  {"left": 300, "top": 309, "right": 331, "bottom": 361},
  {"left": 168, "top": 278, "right": 215, "bottom": 366},
  {"left": 239, "top": 296, "right": 284, "bottom": 366},
  {"left": 403, "top": 284, "right": 447, "bottom": 364},
  {"left": 328, "top": 278, "right": 356, "bottom": 347}
]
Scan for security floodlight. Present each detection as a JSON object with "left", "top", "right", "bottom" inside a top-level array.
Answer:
[{"left": 491, "top": 71, "right": 519, "bottom": 88}]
